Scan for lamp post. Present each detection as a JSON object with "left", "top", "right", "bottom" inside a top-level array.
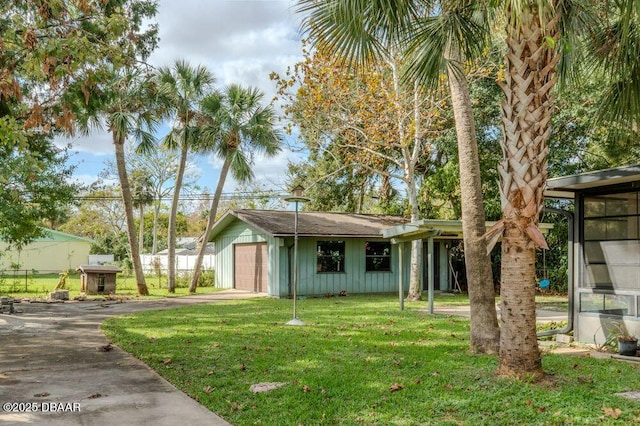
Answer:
[{"left": 284, "top": 185, "right": 310, "bottom": 326}]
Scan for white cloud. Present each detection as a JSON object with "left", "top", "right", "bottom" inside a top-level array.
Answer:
[
  {"left": 57, "top": 131, "right": 113, "bottom": 156},
  {"left": 148, "top": 0, "right": 303, "bottom": 102},
  {"left": 63, "top": 0, "right": 307, "bottom": 194}
]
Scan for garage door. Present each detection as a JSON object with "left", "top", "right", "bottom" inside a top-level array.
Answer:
[{"left": 234, "top": 243, "right": 268, "bottom": 292}]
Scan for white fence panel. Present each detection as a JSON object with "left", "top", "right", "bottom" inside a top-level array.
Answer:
[
  {"left": 140, "top": 254, "right": 214, "bottom": 274},
  {"left": 88, "top": 254, "right": 115, "bottom": 265}
]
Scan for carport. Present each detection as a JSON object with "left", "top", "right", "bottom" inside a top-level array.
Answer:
[{"left": 383, "top": 220, "right": 553, "bottom": 312}]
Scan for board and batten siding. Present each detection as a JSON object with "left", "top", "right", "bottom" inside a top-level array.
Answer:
[
  {"left": 278, "top": 238, "right": 402, "bottom": 297},
  {"left": 214, "top": 219, "right": 280, "bottom": 294}
]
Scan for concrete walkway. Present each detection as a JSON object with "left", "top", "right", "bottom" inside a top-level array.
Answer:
[
  {"left": 0, "top": 290, "right": 265, "bottom": 426},
  {"left": 433, "top": 304, "right": 570, "bottom": 323}
]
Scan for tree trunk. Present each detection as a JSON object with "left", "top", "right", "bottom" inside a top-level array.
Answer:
[
  {"left": 138, "top": 203, "right": 145, "bottom": 256},
  {"left": 446, "top": 50, "right": 499, "bottom": 354},
  {"left": 152, "top": 201, "right": 160, "bottom": 255},
  {"left": 389, "top": 56, "right": 422, "bottom": 301},
  {"left": 167, "top": 143, "right": 189, "bottom": 293},
  {"left": 405, "top": 166, "right": 422, "bottom": 301},
  {"left": 189, "top": 155, "right": 232, "bottom": 292},
  {"left": 496, "top": 4, "right": 560, "bottom": 379},
  {"left": 498, "top": 222, "right": 541, "bottom": 378},
  {"left": 113, "top": 134, "right": 148, "bottom": 296}
]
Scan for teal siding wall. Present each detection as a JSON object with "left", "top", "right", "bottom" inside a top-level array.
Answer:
[
  {"left": 279, "top": 238, "right": 403, "bottom": 297},
  {"left": 438, "top": 242, "right": 449, "bottom": 291}
]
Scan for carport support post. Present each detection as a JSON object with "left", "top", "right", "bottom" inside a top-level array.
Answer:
[{"left": 398, "top": 243, "right": 404, "bottom": 311}]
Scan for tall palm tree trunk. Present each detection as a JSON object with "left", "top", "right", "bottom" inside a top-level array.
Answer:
[
  {"left": 167, "top": 143, "right": 189, "bottom": 293},
  {"left": 189, "top": 155, "right": 232, "bottom": 292},
  {"left": 446, "top": 54, "right": 500, "bottom": 354},
  {"left": 496, "top": 4, "right": 560, "bottom": 379},
  {"left": 114, "top": 134, "right": 149, "bottom": 296}
]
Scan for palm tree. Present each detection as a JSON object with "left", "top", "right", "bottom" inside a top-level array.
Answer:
[
  {"left": 71, "top": 68, "right": 157, "bottom": 296},
  {"left": 156, "top": 60, "right": 215, "bottom": 293},
  {"left": 188, "top": 85, "right": 283, "bottom": 292},
  {"left": 130, "top": 171, "right": 155, "bottom": 255},
  {"left": 591, "top": 1, "right": 640, "bottom": 137},
  {"left": 301, "top": 0, "right": 639, "bottom": 378},
  {"left": 297, "top": 0, "right": 500, "bottom": 353}
]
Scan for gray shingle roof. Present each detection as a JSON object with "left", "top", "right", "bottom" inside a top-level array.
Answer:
[{"left": 232, "top": 209, "right": 408, "bottom": 237}]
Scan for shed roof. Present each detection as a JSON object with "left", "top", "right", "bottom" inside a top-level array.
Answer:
[
  {"left": 34, "top": 228, "right": 94, "bottom": 243},
  {"left": 210, "top": 209, "right": 409, "bottom": 240},
  {"left": 545, "top": 164, "right": 640, "bottom": 199},
  {"left": 76, "top": 265, "right": 122, "bottom": 274}
]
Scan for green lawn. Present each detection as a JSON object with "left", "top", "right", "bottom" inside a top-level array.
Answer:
[
  {"left": 0, "top": 272, "right": 221, "bottom": 299},
  {"left": 103, "top": 295, "right": 639, "bottom": 425}
]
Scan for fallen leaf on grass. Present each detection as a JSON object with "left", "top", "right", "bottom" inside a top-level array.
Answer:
[
  {"left": 302, "top": 384, "right": 311, "bottom": 392},
  {"left": 602, "top": 407, "right": 622, "bottom": 419},
  {"left": 162, "top": 358, "right": 172, "bottom": 364},
  {"left": 203, "top": 386, "right": 213, "bottom": 394},
  {"left": 389, "top": 383, "right": 404, "bottom": 392}
]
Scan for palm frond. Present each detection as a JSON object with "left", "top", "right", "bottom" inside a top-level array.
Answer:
[
  {"left": 298, "top": 0, "right": 425, "bottom": 67},
  {"left": 228, "top": 149, "right": 253, "bottom": 183}
]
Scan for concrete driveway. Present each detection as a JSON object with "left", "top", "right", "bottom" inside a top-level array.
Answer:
[{"left": 0, "top": 290, "right": 264, "bottom": 426}]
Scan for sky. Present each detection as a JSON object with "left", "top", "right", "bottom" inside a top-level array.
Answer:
[{"left": 60, "top": 0, "right": 305, "bottom": 196}]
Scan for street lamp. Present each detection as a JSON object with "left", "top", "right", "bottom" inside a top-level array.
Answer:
[{"left": 283, "top": 185, "right": 311, "bottom": 326}]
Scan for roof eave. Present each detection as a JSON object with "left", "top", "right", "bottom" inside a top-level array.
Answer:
[{"left": 546, "top": 164, "right": 640, "bottom": 193}]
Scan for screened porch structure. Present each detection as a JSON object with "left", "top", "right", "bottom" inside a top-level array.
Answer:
[{"left": 546, "top": 164, "right": 640, "bottom": 344}]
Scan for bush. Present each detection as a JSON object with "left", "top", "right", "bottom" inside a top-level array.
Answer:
[{"left": 173, "top": 269, "right": 215, "bottom": 289}]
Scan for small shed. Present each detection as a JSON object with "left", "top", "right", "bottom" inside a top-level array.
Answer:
[{"left": 76, "top": 265, "right": 122, "bottom": 295}]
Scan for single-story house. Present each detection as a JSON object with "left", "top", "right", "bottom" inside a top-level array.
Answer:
[
  {"left": 546, "top": 163, "right": 640, "bottom": 344},
  {"left": 209, "top": 209, "right": 497, "bottom": 298},
  {"left": 0, "top": 229, "right": 93, "bottom": 273}
]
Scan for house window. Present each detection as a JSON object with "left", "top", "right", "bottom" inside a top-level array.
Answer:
[
  {"left": 582, "top": 191, "right": 640, "bottom": 291},
  {"left": 579, "top": 293, "right": 635, "bottom": 316},
  {"left": 317, "top": 241, "right": 345, "bottom": 273},
  {"left": 365, "top": 241, "right": 391, "bottom": 272}
]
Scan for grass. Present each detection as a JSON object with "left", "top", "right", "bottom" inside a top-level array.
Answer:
[
  {"left": 103, "top": 295, "right": 639, "bottom": 425},
  {"left": 0, "top": 272, "right": 221, "bottom": 299}
]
